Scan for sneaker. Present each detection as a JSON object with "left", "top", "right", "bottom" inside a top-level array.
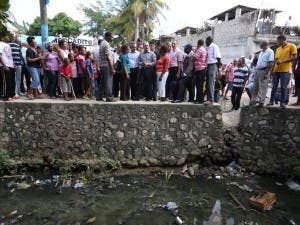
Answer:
[
  {"left": 267, "top": 102, "right": 274, "bottom": 106},
  {"left": 106, "top": 99, "right": 116, "bottom": 102},
  {"left": 280, "top": 103, "right": 287, "bottom": 109},
  {"left": 204, "top": 101, "right": 213, "bottom": 105},
  {"left": 19, "top": 92, "right": 26, "bottom": 96}
]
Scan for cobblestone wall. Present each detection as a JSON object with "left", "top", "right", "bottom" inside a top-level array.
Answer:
[
  {"left": 238, "top": 106, "right": 300, "bottom": 177},
  {"left": 0, "top": 102, "right": 224, "bottom": 167}
]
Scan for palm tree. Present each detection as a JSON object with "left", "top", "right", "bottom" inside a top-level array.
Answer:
[
  {"left": 106, "top": 0, "right": 168, "bottom": 41},
  {"left": 0, "top": 0, "right": 10, "bottom": 37}
]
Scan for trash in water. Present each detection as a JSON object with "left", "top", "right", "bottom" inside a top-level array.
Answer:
[
  {"left": 86, "top": 216, "right": 96, "bottom": 224},
  {"left": 188, "top": 167, "right": 195, "bottom": 177},
  {"left": 62, "top": 179, "right": 72, "bottom": 188},
  {"left": 55, "top": 221, "right": 62, "bottom": 225},
  {"left": 229, "top": 182, "right": 253, "bottom": 192},
  {"left": 289, "top": 219, "right": 297, "bottom": 225},
  {"left": 207, "top": 176, "right": 213, "bottom": 180},
  {"left": 286, "top": 181, "right": 300, "bottom": 192},
  {"left": 53, "top": 175, "right": 60, "bottom": 179},
  {"left": 164, "top": 202, "right": 178, "bottom": 211},
  {"left": 215, "top": 175, "right": 221, "bottom": 180},
  {"left": 36, "top": 179, "right": 52, "bottom": 186},
  {"left": 249, "top": 191, "right": 276, "bottom": 211},
  {"left": 175, "top": 216, "right": 183, "bottom": 225},
  {"left": 226, "top": 161, "right": 238, "bottom": 171},
  {"left": 275, "top": 182, "right": 284, "bottom": 186},
  {"left": 203, "top": 200, "right": 222, "bottom": 225},
  {"left": 7, "top": 181, "right": 17, "bottom": 188},
  {"left": 226, "top": 218, "right": 234, "bottom": 225},
  {"left": 2, "top": 210, "right": 17, "bottom": 219},
  {"left": 181, "top": 164, "right": 188, "bottom": 174},
  {"left": 74, "top": 182, "right": 84, "bottom": 189},
  {"left": 17, "top": 182, "right": 31, "bottom": 190}
]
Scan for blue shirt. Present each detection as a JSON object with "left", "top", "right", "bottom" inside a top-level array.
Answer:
[
  {"left": 86, "top": 59, "right": 94, "bottom": 78},
  {"left": 256, "top": 48, "right": 274, "bottom": 69},
  {"left": 120, "top": 54, "right": 130, "bottom": 74}
]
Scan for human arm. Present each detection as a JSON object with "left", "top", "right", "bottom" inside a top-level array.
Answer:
[
  {"left": 176, "top": 52, "right": 183, "bottom": 78},
  {"left": 160, "top": 56, "right": 170, "bottom": 80},
  {"left": 277, "top": 44, "right": 297, "bottom": 65},
  {"left": 0, "top": 52, "right": 8, "bottom": 71},
  {"left": 26, "top": 49, "right": 42, "bottom": 63}
]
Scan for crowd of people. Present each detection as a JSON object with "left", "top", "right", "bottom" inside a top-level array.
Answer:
[{"left": 0, "top": 32, "right": 299, "bottom": 109}]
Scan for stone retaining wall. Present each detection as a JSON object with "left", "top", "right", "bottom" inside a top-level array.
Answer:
[
  {"left": 238, "top": 106, "right": 300, "bottom": 177},
  {"left": 0, "top": 102, "right": 224, "bottom": 167}
]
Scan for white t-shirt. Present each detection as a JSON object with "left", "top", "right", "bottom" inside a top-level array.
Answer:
[
  {"left": 92, "top": 46, "right": 99, "bottom": 64},
  {"left": 285, "top": 19, "right": 292, "bottom": 27},
  {"left": 0, "top": 42, "right": 14, "bottom": 68},
  {"left": 207, "top": 43, "right": 221, "bottom": 64},
  {"left": 128, "top": 50, "right": 140, "bottom": 68}
]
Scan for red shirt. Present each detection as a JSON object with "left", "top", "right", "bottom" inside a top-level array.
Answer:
[
  {"left": 60, "top": 64, "right": 72, "bottom": 78},
  {"left": 156, "top": 55, "right": 170, "bottom": 72}
]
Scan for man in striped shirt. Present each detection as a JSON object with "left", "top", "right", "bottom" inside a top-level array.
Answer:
[
  {"left": 8, "top": 37, "right": 23, "bottom": 98},
  {"left": 231, "top": 58, "right": 248, "bottom": 110}
]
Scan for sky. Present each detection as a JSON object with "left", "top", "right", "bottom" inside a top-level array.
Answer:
[{"left": 8, "top": 0, "right": 300, "bottom": 38}]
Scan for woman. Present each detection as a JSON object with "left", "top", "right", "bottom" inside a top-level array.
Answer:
[
  {"left": 26, "top": 36, "right": 42, "bottom": 99},
  {"left": 44, "top": 43, "right": 59, "bottom": 98},
  {"left": 56, "top": 39, "right": 69, "bottom": 96},
  {"left": 156, "top": 45, "right": 170, "bottom": 101},
  {"left": 119, "top": 44, "right": 130, "bottom": 101}
]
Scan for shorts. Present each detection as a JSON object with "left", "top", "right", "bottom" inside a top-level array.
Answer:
[
  {"left": 61, "top": 77, "right": 71, "bottom": 93},
  {"left": 227, "top": 81, "right": 233, "bottom": 91}
]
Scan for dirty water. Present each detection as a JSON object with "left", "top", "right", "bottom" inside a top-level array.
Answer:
[{"left": 0, "top": 174, "right": 299, "bottom": 225}]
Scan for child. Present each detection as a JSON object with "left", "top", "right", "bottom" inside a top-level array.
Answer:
[
  {"left": 119, "top": 44, "right": 130, "bottom": 101},
  {"left": 68, "top": 53, "right": 79, "bottom": 98},
  {"left": 214, "top": 75, "right": 222, "bottom": 103},
  {"left": 92, "top": 58, "right": 99, "bottom": 99},
  {"left": 59, "top": 58, "right": 72, "bottom": 101},
  {"left": 245, "top": 58, "right": 257, "bottom": 101},
  {"left": 85, "top": 51, "right": 94, "bottom": 99},
  {"left": 231, "top": 58, "right": 248, "bottom": 110}
]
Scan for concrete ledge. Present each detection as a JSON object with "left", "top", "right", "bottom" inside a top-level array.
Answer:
[{"left": 0, "top": 102, "right": 223, "bottom": 167}]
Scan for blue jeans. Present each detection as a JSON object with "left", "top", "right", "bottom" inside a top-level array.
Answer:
[
  {"left": 27, "top": 66, "right": 40, "bottom": 89},
  {"left": 47, "top": 70, "right": 58, "bottom": 97},
  {"left": 15, "top": 65, "right": 22, "bottom": 95},
  {"left": 270, "top": 72, "right": 289, "bottom": 104}
]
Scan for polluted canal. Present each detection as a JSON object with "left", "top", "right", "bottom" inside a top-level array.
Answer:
[{"left": 0, "top": 168, "right": 299, "bottom": 225}]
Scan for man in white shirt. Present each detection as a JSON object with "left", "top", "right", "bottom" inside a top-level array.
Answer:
[
  {"left": 284, "top": 16, "right": 292, "bottom": 35},
  {"left": 0, "top": 40, "right": 15, "bottom": 101},
  {"left": 205, "top": 36, "right": 221, "bottom": 104},
  {"left": 128, "top": 42, "right": 140, "bottom": 100}
]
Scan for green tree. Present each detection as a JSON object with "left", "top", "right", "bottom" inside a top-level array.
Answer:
[
  {"left": 28, "top": 12, "right": 82, "bottom": 36},
  {"left": 0, "top": 0, "right": 10, "bottom": 37},
  {"left": 106, "top": 0, "right": 168, "bottom": 41}
]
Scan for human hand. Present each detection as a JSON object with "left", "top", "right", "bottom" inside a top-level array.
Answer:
[{"left": 4, "top": 65, "right": 8, "bottom": 71}]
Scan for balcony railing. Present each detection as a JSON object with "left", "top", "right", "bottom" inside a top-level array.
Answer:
[{"left": 258, "top": 24, "right": 300, "bottom": 36}]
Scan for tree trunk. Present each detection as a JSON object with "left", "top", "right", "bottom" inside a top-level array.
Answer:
[{"left": 134, "top": 16, "right": 139, "bottom": 42}]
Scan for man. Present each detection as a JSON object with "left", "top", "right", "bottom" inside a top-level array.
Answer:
[
  {"left": 8, "top": 36, "right": 23, "bottom": 98},
  {"left": 167, "top": 41, "right": 183, "bottom": 100},
  {"left": 173, "top": 44, "right": 194, "bottom": 103},
  {"left": 250, "top": 40, "right": 274, "bottom": 107},
  {"left": 224, "top": 59, "right": 237, "bottom": 100},
  {"left": 292, "top": 45, "right": 300, "bottom": 106},
  {"left": 284, "top": 16, "right": 292, "bottom": 35},
  {"left": 0, "top": 38, "right": 15, "bottom": 101},
  {"left": 205, "top": 36, "right": 221, "bottom": 104},
  {"left": 98, "top": 32, "right": 115, "bottom": 102},
  {"left": 112, "top": 44, "right": 121, "bottom": 98},
  {"left": 128, "top": 42, "right": 140, "bottom": 100},
  {"left": 193, "top": 39, "right": 207, "bottom": 103},
  {"left": 92, "top": 39, "right": 102, "bottom": 98},
  {"left": 138, "top": 42, "right": 157, "bottom": 101},
  {"left": 231, "top": 58, "right": 248, "bottom": 110},
  {"left": 268, "top": 35, "right": 297, "bottom": 108},
  {"left": 150, "top": 41, "right": 159, "bottom": 100}
]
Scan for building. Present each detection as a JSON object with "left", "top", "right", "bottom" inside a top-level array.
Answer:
[{"left": 175, "top": 5, "right": 300, "bottom": 63}]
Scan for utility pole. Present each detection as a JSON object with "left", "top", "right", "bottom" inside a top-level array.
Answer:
[{"left": 39, "top": 0, "right": 48, "bottom": 48}]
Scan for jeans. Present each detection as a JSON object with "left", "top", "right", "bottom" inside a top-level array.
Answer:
[
  {"left": 270, "top": 72, "right": 289, "bottom": 104},
  {"left": 206, "top": 64, "right": 218, "bottom": 102},
  {"left": 99, "top": 66, "right": 113, "bottom": 100},
  {"left": 130, "top": 67, "right": 139, "bottom": 100},
  {"left": 214, "top": 91, "right": 220, "bottom": 103},
  {"left": 178, "top": 76, "right": 195, "bottom": 101},
  {"left": 231, "top": 86, "right": 243, "bottom": 109},
  {"left": 27, "top": 66, "right": 40, "bottom": 89},
  {"left": 21, "top": 65, "right": 31, "bottom": 92},
  {"left": 195, "top": 69, "right": 206, "bottom": 102},
  {"left": 113, "top": 71, "right": 121, "bottom": 97},
  {"left": 47, "top": 70, "right": 58, "bottom": 97},
  {"left": 15, "top": 65, "right": 22, "bottom": 95}
]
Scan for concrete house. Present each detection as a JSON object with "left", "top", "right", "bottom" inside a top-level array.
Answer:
[{"left": 176, "top": 5, "right": 300, "bottom": 64}]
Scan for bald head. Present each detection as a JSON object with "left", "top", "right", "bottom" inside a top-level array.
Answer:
[{"left": 260, "top": 40, "right": 269, "bottom": 50}]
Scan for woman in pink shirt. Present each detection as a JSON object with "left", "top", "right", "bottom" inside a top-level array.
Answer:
[
  {"left": 44, "top": 43, "right": 59, "bottom": 98},
  {"left": 224, "top": 59, "right": 238, "bottom": 100}
]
